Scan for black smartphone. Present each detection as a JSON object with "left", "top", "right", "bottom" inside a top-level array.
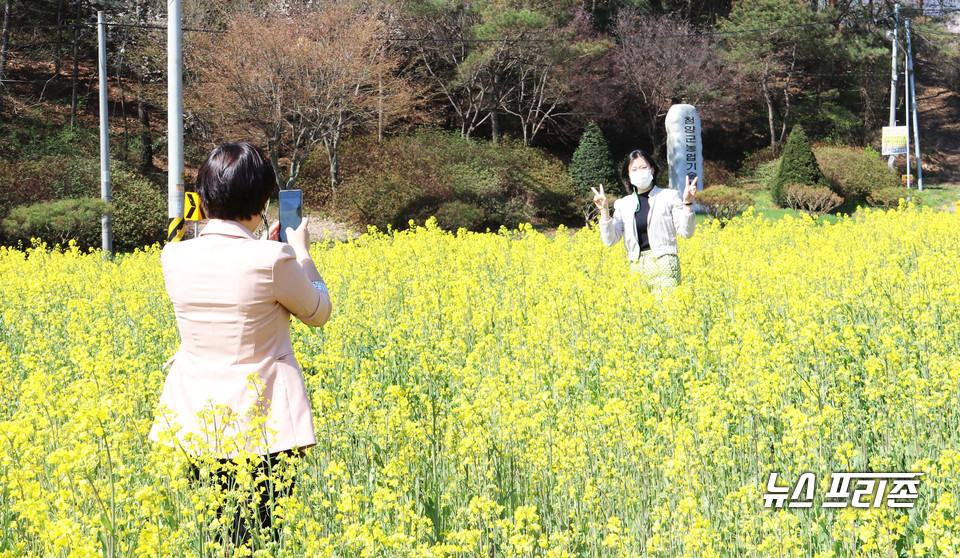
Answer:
[{"left": 278, "top": 189, "right": 302, "bottom": 243}]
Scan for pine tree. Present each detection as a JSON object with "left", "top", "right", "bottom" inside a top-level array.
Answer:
[
  {"left": 569, "top": 122, "right": 620, "bottom": 197},
  {"left": 770, "top": 124, "right": 826, "bottom": 207}
]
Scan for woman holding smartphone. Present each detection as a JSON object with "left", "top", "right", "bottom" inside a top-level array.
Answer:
[
  {"left": 592, "top": 149, "right": 697, "bottom": 290},
  {"left": 149, "top": 142, "right": 332, "bottom": 547}
]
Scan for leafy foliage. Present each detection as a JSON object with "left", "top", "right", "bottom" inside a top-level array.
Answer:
[
  {"left": 696, "top": 185, "right": 753, "bottom": 223},
  {"left": 770, "top": 125, "right": 826, "bottom": 207},
  {"left": 109, "top": 168, "right": 166, "bottom": 251},
  {"left": 867, "top": 186, "right": 924, "bottom": 209},
  {"left": 569, "top": 122, "right": 620, "bottom": 197},
  {"left": 702, "top": 160, "right": 736, "bottom": 188},
  {"left": 325, "top": 129, "right": 579, "bottom": 231},
  {"left": 815, "top": 145, "right": 901, "bottom": 204},
  {"left": 2, "top": 198, "right": 111, "bottom": 248}
]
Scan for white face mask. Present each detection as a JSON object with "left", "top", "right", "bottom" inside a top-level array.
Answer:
[{"left": 629, "top": 169, "right": 653, "bottom": 189}]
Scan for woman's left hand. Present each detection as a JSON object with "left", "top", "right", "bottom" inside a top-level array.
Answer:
[
  {"left": 261, "top": 221, "right": 280, "bottom": 241},
  {"left": 683, "top": 175, "right": 699, "bottom": 204}
]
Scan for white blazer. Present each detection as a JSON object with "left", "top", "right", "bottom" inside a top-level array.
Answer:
[{"left": 599, "top": 186, "right": 695, "bottom": 260}]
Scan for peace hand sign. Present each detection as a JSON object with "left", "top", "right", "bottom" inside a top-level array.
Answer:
[
  {"left": 591, "top": 184, "right": 608, "bottom": 210},
  {"left": 591, "top": 184, "right": 611, "bottom": 221},
  {"left": 683, "top": 175, "right": 699, "bottom": 204}
]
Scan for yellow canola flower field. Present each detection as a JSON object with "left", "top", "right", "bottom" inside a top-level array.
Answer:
[{"left": 0, "top": 205, "right": 959, "bottom": 557}]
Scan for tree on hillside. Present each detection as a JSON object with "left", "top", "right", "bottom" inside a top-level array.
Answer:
[
  {"left": 770, "top": 124, "right": 826, "bottom": 207},
  {"left": 188, "top": 3, "right": 417, "bottom": 194},
  {"left": 465, "top": 0, "right": 579, "bottom": 145},
  {"left": 0, "top": 0, "right": 11, "bottom": 113},
  {"left": 570, "top": 121, "right": 619, "bottom": 196},
  {"left": 570, "top": 121, "right": 619, "bottom": 224},
  {"left": 613, "top": 11, "right": 731, "bottom": 156},
  {"left": 720, "top": 0, "right": 830, "bottom": 151},
  {"left": 104, "top": 0, "right": 164, "bottom": 172},
  {"left": 401, "top": 0, "right": 579, "bottom": 145}
]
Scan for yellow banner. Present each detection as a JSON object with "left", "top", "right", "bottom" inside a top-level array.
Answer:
[{"left": 882, "top": 126, "right": 908, "bottom": 155}]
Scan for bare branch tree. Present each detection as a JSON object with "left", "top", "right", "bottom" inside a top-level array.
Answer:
[
  {"left": 189, "top": 2, "right": 416, "bottom": 195},
  {"left": 614, "top": 11, "right": 730, "bottom": 156}
]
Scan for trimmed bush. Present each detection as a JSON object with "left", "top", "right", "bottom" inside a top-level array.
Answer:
[
  {"left": 109, "top": 168, "right": 167, "bottom": 251},
  {"left": 327, "top": 130, "right": 579, "bottom": 231},
  {"left": 697, "top": 185, "right": 753, "bottom": 223},
  {"left": 703, "top": 160, "right": 736, "bottom": 190},
  {"left": 569, "top": 122, "right": 620, "bottom": 196},
  {"left": 770, "top": 125, "right": 826, "bottom": 207},
  {"left": 434, "top": 201, "right": 485, "bottom": 231},
  {"left": 867, "top": 186, "right": 924, "bottom": 209},
  {"left": 782, "top": 184, "right": 843, "bottom": 216},
  {"left": 814, "top": 145, "right": 901, "bottom": 204},
  {"left": 2, "top": 198, "right": 112, "bottom": 248}
]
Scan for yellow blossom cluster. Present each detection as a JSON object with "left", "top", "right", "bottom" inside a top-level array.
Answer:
[{"left": 0, "top": 204, "right": 957, "bottom": 556}]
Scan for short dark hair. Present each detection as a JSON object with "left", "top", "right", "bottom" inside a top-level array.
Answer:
[
  {"left": 196, "top": 142, "right": 276, "bottom": 221},
  {"left": 621, "top": 149, "right": 659, "bottom": 192}
]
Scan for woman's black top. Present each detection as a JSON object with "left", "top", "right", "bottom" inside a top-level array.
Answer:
[{"left": 633, "top": 189, "right": 651, "bottom": 253}]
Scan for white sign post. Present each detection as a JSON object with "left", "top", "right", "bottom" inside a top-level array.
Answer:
[{"left": 665, "top": 104, "right": 703, "bottom": 202}]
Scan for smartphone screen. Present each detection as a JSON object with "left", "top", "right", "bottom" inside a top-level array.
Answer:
[{"left": 278, "top": 189, "right": 302, "bottom": 243}]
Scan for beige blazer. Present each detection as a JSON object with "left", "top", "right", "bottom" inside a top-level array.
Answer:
[{"left": 148, "top": 219, "right": 329, "bottom": 456}]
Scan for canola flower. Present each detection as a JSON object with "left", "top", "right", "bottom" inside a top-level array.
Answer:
[{"left": 0, "top": 204, "right": 958, "bottom": 557}]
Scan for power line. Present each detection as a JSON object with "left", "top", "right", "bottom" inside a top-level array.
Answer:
[
  {"left": 913, "top": 25, "right": 960, "bottom": 36},
  {"left": 4, "top": 19, "right": 868, "bottom": 42},
  {"left": 2, "top": 22, "right": 221, "bottom": 34},
  {"left": 108, "top": 22, "right": 224, "bottom": 34},
  {"left": 3, "top": 23, "right": 92, "bottom": 31}
]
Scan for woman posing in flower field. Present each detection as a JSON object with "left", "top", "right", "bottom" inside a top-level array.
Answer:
[
  {"left": 148, "top": 142, "right": 332, "bottom": 546},
  {"left": 593, "top": 149, "right": 698, "bottom": 289}
]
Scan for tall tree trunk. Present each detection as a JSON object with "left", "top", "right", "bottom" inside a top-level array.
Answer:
[
  {"left": 761, "top": 77, "right": 776, "bottom": 152},
  {"left": 70, "top": 0, "right": 82, "bottom": 128},
  {"left": 490, "top": 108, "right": 500, "bottom": 144},
  {"left": 325, "top": 132, "right": 341, "bottom": 194},
  {"left": 54, "top": 0, "right": 64, "bottom": 74},
  {"left": 377, "top": 75, "right": 384, "bottom": 142},
  {"left": 117, "top": 45, "right": 128, "bottom": 162},
  {"left": 137, "top": 77, "right": 154, "bottom": 173},
  {"left": 778, "top": 47, "right": 797, "bottom": 144},
  {"left": 0, "top": 0, "right": 13, "bottom": 114}
]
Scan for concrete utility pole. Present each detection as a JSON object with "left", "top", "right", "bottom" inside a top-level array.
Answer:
[
  {"left": 887, "top": 4, "right": 899, "bottom": 169},
  {"left": 97, "top": 11, "right": 112, "bottom": 254},
  {"left": 905, "top": 19, "right": 923, "bottom": 192},
  {"left": 904, "top": 20, "right": 911, "bottom": 188},
  {"left": 167, "top": 0, "right": 185, "bottom": 242}
]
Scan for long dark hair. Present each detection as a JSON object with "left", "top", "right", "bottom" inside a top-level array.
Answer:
[{"left": 620, "top": 149, "right": 659, "bottom": 193}]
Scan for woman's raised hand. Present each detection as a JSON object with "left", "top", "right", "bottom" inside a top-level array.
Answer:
[
  {"left": 286, "top": 216, "right": 311, "bottom": 258},
  {"left": 590, "top": 184, "right": 610, "bottom": 220},
  {"left": 683, "top": 175, "right": 699, "bottom": 204}
]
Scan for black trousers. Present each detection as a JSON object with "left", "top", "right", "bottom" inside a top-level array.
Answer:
[{"left": 188, "top": 449, "right": 300, "bottom": 547}]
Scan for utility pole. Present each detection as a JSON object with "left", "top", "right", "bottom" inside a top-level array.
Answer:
[
  {"left": 905, "top": 19, "right": 923, "bottom": 191},
  {"left": 903, "top": 18, "right": 911, "bottom": 188},
  {"left": 167, "top": 0, "right": 185, "bottom": 242},
  {"left": 98, "top": 11, "right": 112, "bottom": 255},
  {"left": 887, "top": 4, "right": 898, "bottom": 169}
]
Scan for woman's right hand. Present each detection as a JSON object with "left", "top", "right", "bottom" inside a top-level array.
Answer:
[
  {"left": 591, "top": 184, "right": 610, "bottom": 220},
  {"left": 286, "top": 216, "right": 311, "bottom": 258}
]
